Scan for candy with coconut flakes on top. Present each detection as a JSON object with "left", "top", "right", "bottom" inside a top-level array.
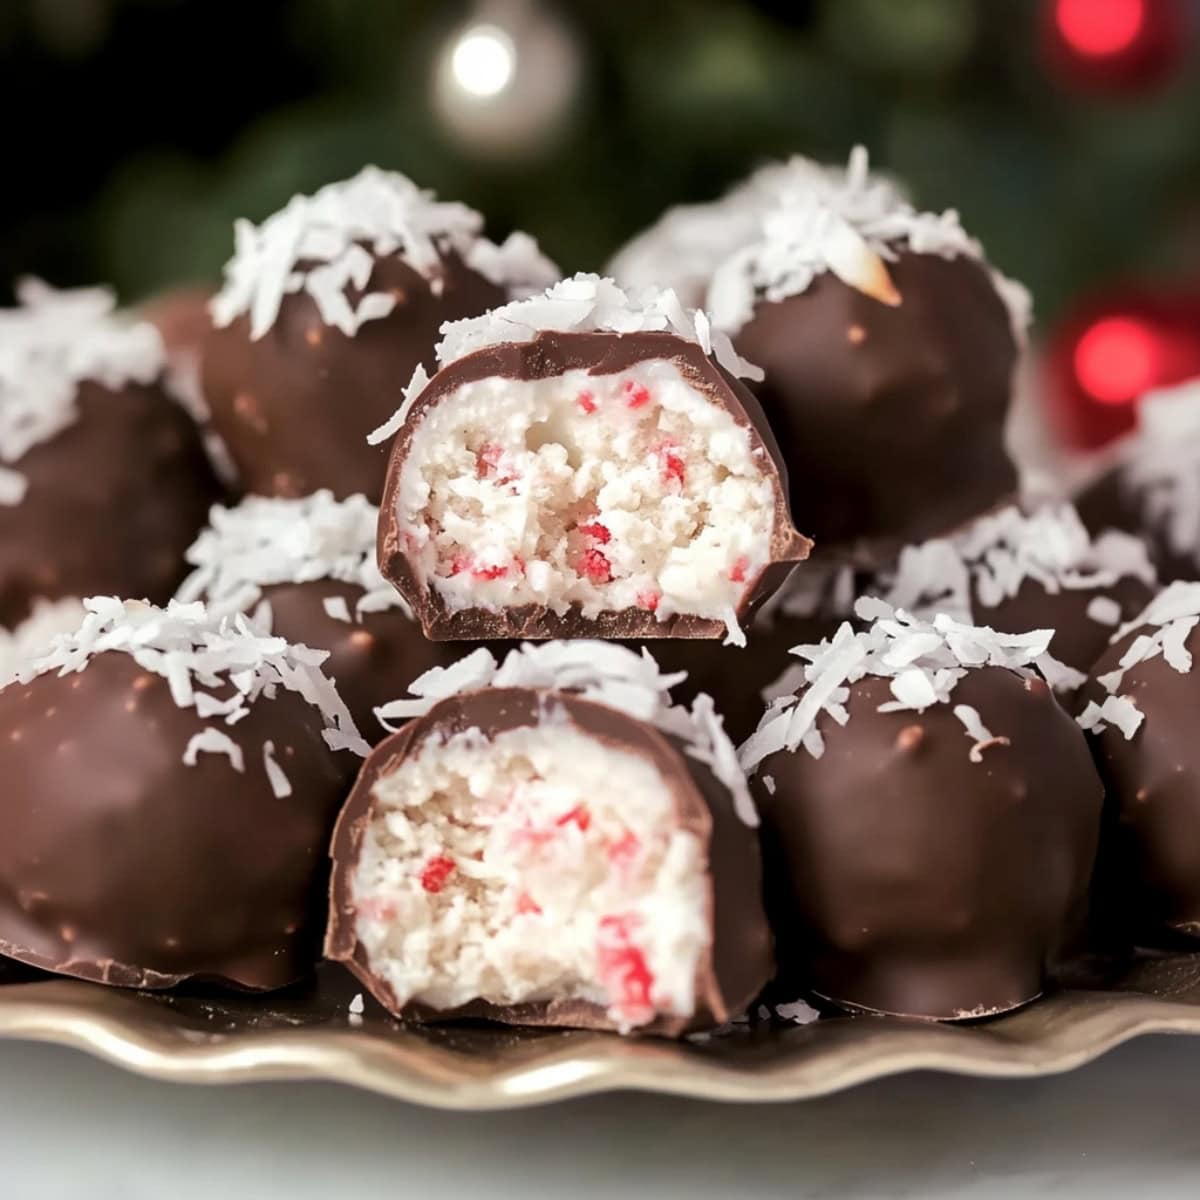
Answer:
[
  {"left": 373, "top": 274, "right": 812, "bottom": 645},
  {"left": 0, "top": 598, "right": 368, "bottom": 990},
  {"left": 203, "top": 167, "right": 559, "bottom": 503},
  {"left": 701, "top": 147, "right": 1029, "bottom": 565},
  {"left": 1081, "top": 581, "right": 1200, "bottom": 943},
  {"left": 873, "top": 504, "right": 1156, "bottom": 696},
  {"left": 177, "top": 490, "right": 472, "bottom": 736},
  {"left": 739, "top": 601, "right": 1103, "bottom": 1021},
  {"left": 0, "top": 281, "right": 221, "bottom": 628},
  {"left": 325, "top": 641, "right": 773, "bottom": 1036},
  {"left": 1076, "top": 377, "right": 1200, "bottom": 582}
]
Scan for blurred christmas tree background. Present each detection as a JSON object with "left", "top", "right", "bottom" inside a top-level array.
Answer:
[{"left": 1, "top": 0, "right": 1198, "bottom": 338}]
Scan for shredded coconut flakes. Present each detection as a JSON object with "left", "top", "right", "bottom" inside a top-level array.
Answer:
[
  {"left": 874, "top": 504, "right": 1153, "bottom": 693},
  {"left": 1081, "top": 580, "right": 1200, "bottom": 740},
  {"left": 18, "top": 598, "right": 369, "bottom": 770},
  {"left": 368, "top": 273, "right": 763, "bottom": 446},
  {"left": 210, "top": 167, "right": 558, "bottom": 341},
  {"left": 373, "top": 640, "right": 759, "bottom": 828},
  {"left": 705, "top": 146, "right": 1030, "bottom": 340},
  {"left": 0, "top": 280, "right": 166, "bottom": 503},
  {"left": 177, "top": 490, "right": 412, "bottom": 624},
  {"left": 740, "top": 599, "right": 1054, "bottom": 773}
]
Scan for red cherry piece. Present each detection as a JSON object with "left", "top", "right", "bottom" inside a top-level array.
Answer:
[
  {"left": 577, "top": 522, "right": 611, "bottom": 544},
  {"left": 578, "top": 548, "right": 613, "bottom": 583},
  {"left": 596, "top": 913, "right": 654, "bottom": 1015},
  {"left": 730, "top": 556, "right": 749, "bottom": 583},
  {"left": 636, "top": 591, "right": 661, "bottom": 612},
  {"left": 577, "top": 390, "right": 597, "bottom": 415},
  {"left": 622, "top": 380, "right": 652, "bottom": 410},
  {"left": 420, "top": 855, "right": 456, "bottom": 894},
  {"left": 556, "top": 804, "right": 591, "bottom": 832}
]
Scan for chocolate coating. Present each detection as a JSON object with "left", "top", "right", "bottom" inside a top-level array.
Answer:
[
  {"left": 0, "top": 652, "right": 351, "bottom": 989},
  {"left": 0, "top": 379, "right": 221, "bottom": 629},
  {"left": 1088, "top": 622, "right": 1200, "bottom": 940},
  {"left": 1077, "top": 468, "right": 1197, "bottom": 584},
  {"left": 380, "top": 329, "right": 811, "bottom": 641},
  {"left": 203, "top": 252, "right": 506, "bottom": 503},
  {"left": 631, "top": 610, "right": 842, "bottom": 745},
  {"left": 975, "top": 574, "right": 1154, "bottom": 683},
  {"left": 257, "top": 579, "right": 467, "bottom": 738},
  {"left": 754, "top": 669, "right": 1103, "bottom": 1019},
  {"left": 326, "top": 688, "right": 773, "bottom": 1035},
  {"left": 733, "top": 251, "right": 1019, "bottom": 565}
]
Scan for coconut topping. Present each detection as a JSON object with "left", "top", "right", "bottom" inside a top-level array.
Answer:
[
  {"left": 1110, "top": 378, "right": 1200, "bottom": 569},
  {"left": 876, "top": 504, "right": 1155, "bottom": 693},
  {"left": 374, "top": 640, "right": 758, "bottom": 828},
  {"left": 177, "top": 490, "right": 411, "bottom": 623},
  {"left": 739, "top": 598, "right": 1055, "bottom": 772},
  {"left": 367, "top": 273, "right": 763, "bottom": 447},
  {"left": 18, "top": 596, "right": 369, "bottom": 760},
  {"left": 0, "top": 280, "right": 165, "bottom": 504},
  {"left": 1078, "top": 580, "right": 1200, "bottom": 741},
  {"left": 705, "top": 146, "right": 1030, "bottom": 338},
  {"left": 210, "top": 167, "right": 558, "bottom": 341},
  {"left": 608, "top": 147, "right": 910, "bottom": 308},
  {"left": 0, "top": 598, "right": 87, "bottom": 687}
]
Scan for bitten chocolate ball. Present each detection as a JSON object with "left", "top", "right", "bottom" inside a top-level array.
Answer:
[
  {"left": 204, "top": 168, "right": 558, "bottom": 503},
  {"left": 876, "top": 504, "right": 1156, "bottom": 694},
  {"left": 326, "top": 642, "right": 772, "bottom": 1036},
  {"left": 178, "top": 490, "right": 464, "bottom": 736},
  {"left": 1076, "top": 378, "right": 1200, "bottom": 582},
  {"left": 378, "top": 275, "right": 811, "bottom": 643},
  {"left": 0, "top": 598, "right": 366, "bottom": 990},
  {"left": 0, "top": 282, "right": 220, "bottom": 628},
  {"left": 741, "top": 606, "right": 1103, "bottom": 1020},
  {"left": 1082, "top": 583, "right": 1200, "bottom": 941},
  {"left": 705, "top": 153, "right": 1027, "bottom": 565}
]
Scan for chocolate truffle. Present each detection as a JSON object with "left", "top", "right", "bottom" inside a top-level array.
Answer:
[
  {"left": 1076, "top": 378, "right": 1200, "bottom": 582},
  {"left": 177, "top": 489, "right": 464, "bottom": 736},
  {"left": 740, "top": 603, "right": 1103, "bottom": 1020},
  {"left": 327, "top": 642, "right": 772, "bottom": 1035},
  {"left": 0, "top": 281, "right": 221, "bottom": 628},
  {"left": 0, "top": 598, "right": 367, "bottom": 989},
  {"left": 1081, "top": 582, "right": 1200, "bottom": 940},
  {"left": 704, "top": 148, "right": 1029, "bottom": 565},
  {"left": 376, "top": 275, "right": 811, "bottom": 644},
  {"left": 876, "top": 504, "right": 1156, "bottom": 693},
  {"left": 204, "top": 168, "right": 559, "bottom": 502}
]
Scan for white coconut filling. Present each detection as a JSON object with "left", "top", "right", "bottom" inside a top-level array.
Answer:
[
  {"left": 351, "top": 721, "right": 711, "bottom": 1031},
  {"left": 397, "top": 360, "right": 775, "bottom": 639}
]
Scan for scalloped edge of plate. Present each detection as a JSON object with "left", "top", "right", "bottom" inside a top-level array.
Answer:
[{"left": 3, "top": 982, "right": 1200, "bottom": 1108}]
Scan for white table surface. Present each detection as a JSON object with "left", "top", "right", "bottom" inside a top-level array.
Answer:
[{"left": 1, "top": 1034, "right": 1198, "bottom": 1199}]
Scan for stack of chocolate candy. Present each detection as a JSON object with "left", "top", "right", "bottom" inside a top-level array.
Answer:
[{"left": 4, "top": 150, "right": 1195, "bottom": 1036}]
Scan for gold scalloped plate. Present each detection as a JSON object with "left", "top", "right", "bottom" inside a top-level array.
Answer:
[{"left": 3, "top": 955, "right": 1200, "bottom": 1108}]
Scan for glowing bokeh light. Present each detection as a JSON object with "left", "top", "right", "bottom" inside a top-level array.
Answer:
[
  {"left": 1074, "top": 316, "right": 1162, "bottom": 405},
  {"left": 450, "top": 24, "right": 517, "bottom": 97},
  {"left": 1055, "top": 0, "right": 1146, "bottom": 58}
]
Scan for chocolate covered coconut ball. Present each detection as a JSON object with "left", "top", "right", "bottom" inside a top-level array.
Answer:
[
  {"left": 740, "top": 602, "right": 1103, "bottom": 1020},
  {"left": 204, "top": 168, "right": 559, "bottom": 502},
  {"left": 0, "top": 598, "right": 367, "bottom": 989},
  {"left": 876, "top": 504, "right": 1156, "bottom": 694},
  {"left": 0, "top": 282, "right": 221, "bottom": 628},
  {"left": 327, "top": 642, "right": 772, "bottom": 1035},
  {"left": 1077, "top": 378, "right": 1200, "bottom": 582},
  {"left": 177, "top": 489, "right": 464, "bottom": 736},
  {"left": 1082, "top": 582, "right": 1200, "bottom": 940},
  {"left": 376, "top": 275, "right": 811, "bottom": 643},
  {"left": 703, "top": 149, "right": 1029, "bottom": 565}
]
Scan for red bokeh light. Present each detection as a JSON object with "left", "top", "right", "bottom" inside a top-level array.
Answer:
[
  {"left": 1055, "top": 0, "right": 1146, "bottom": 57},
  {"left": 1073, "top": 316, "right": 1162, "bottom": 405}
]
